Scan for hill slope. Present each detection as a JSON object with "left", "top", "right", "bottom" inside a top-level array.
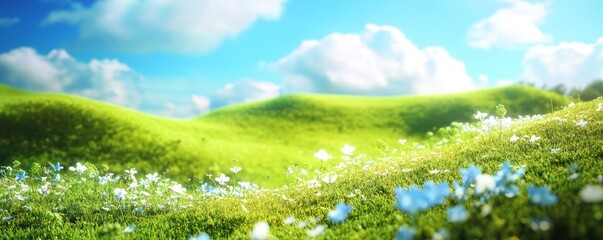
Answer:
[{"left": 0, "top": 84, "right": 569, "bottom": 186}]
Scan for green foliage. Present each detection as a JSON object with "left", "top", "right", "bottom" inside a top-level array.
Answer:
[
  {"left": 0, "top": 84, "right": 569, "bottom": 187},
  {"left": 0, "top": 98, "right": 601, "bottom": 239}
]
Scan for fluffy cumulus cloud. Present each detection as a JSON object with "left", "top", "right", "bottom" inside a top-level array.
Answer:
[
  {"left": 468, "top": 0, "right": 551, "bottom": 49},
  {"left": 0, "top": 47, "right": 142, "bottom": 107},
  {"left": 519, "top": 38, "right": 603, "bottom": 89},
  {"left": 0, "top": 17, "right": 20, "bottom": 27},
  {"left": 210, "top": 79, "right": 280, "bottom": 108},
  {"left": 43, "top": 0, "right": 286, "bottom": 53},
  {"left": 271, "top": 24, "right": 475, "bottom": 95},
  {"left": 159, "top": 95, "right": 211, "bottom": 118}
]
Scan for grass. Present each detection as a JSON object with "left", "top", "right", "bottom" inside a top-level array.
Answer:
[
  {"left": 0, "top": 84, "right": 570, "bottom": 187},
  {"left": 0, "top": 96, "right": 601, "bottom": 239}
]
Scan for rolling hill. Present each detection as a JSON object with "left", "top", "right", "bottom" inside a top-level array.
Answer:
[{"left": 0, "top": 84, "right": 570, "bottom": 186}]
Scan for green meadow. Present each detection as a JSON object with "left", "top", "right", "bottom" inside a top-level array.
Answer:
[
  {"left": 1, "top": 84, "right": 602, "bottom": 239},
  {"left": 0, "top": 84, "right": 568, "bottom": 186}
]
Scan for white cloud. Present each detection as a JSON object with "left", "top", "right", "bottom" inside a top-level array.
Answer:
[
  {"left": 43, "top": 0, "right": 286, "bottom": 54},
  {"left": 0, "top": 17, "right": 20, "bottom": 27},
  {"left": 478, "top": 74, "right": 489, "bottom": 83},
  {"left": 468, "top": 0, "right": 551, "bottom": 49},
  {"left": 159, "top": 94, "right": 211, "bottom": 118},
  {"left": 520, "top": 38, "right": 603, "bottom": 89},
  {"left": 211, "top": 79, "right": 280, "bottom": 108},
  {"left": 192, "top": 95, "right": 211, "bottom": 112},
  {"left": 0, "top": 47, "right": 142, "bottom": 108},
  {"left": 271, "top": 24, "right": 476, "bottom": 95}
]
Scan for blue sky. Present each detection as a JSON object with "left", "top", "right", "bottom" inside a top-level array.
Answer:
[{"left": 1, "top": 0, "right": 602, "bottom": 117}]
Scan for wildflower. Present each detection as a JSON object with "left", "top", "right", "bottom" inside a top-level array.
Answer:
[
  {"left": 475, "top": 174, "right": 496, "bottom": 195},
  {"left": 238, "top": 181, "right": 251, "bottom": 189},
  {"left": 114, "top": 188, "right": 127, "bottom": 200},
  {"left": 15, "top": 170, "right": 27, "bottom": 181},
  {"left": 230, "top": 166, "right": 242, "bottom": 174},
  {"left": 328, "top": 203, "right": 353, "bottom": 223},
  {"left": 307, "top": 179, "right": 321, "bottom": 189},
  {"left": 568, "top": 102, "right": 575, "bottom": 107},
  {"left": 509, "top": 135, "right": 519, "bottom": 142},
  {"left": 576, "top": 120, "right": 587, "bottom": 127},
  {"left": 480, "top": 204, "right": 493, "bottom": 217},
  {"left": 69, "top": 163, "right": 87, "bottom": 174},
  {"left": 474, "top": 111, "right": 488, "bottom": 120},
  {"left": 50, "top": 162, "right": 63, "bottom": 172},
  {"left": 283, "top": 216, "right": 295, "bottom": 225},
  {"left": 395, "top": 181, "right": 449, "bottom": 213},
  {"left": 37, "top": 184, "right": 50, "bottom": 195},
  {"left": 579, "top": 185, "right": 603, "bottom": 203},
  {"left": 460, "top": 165, "right": 482, "bottom": 189},
  {"left": 341, "top": 144, "right": 355, "bottom": 155},
  {"left": 453, "top": 181, "right": 465, "bottom": 200},
  {"left": 597, "top": 103, "right": 602, "bottom": 111},
  {"left": 134, "top": 207, "right": 143, "bottom": 213},
  {"left": 286, "top": 166, "right": 294, "bottom": 174},
  {"left": 307, "top": 225, "right": 325, "bottom": 238},
  {"left": 394, "top": 226, "right": 416, "bottom": 240},
  {"left": 321, "top": 173, "right": 338, "bottom": 184},
  {"left": 447, "top": 205, "right": 469, "bottom": 223},
  {"left": 125, "top": 168, "right": 137, "bottom": 176},
  {"left": 251, "top": 221, "right": 270, "bottom": 240},
  {"left": 170, "top": 184, "right": 186, "bottom": 194},
  {"left": 146, "top": 173, "right": 159, "bottom": 182},
  {"left": 314, "top": 149, "right": 333, "bottom": 162},
  {"left": 530, "top": 217, "right": 552, "bottom": 231},
  {"left": 2, "top": 216, "right": 13, "bottom": 221},
  {"left": 551, "top": 148, "right": 561, "bottom": 154},
  {"left": 433, "top": 228, "right": 449, "bottom": 240},
  {"left": 529, "top": 135, "right": 540, "bottom": 143},
  {"left": 528, "top": 185, "right": 558, "bottom": 206},
  {"left": 568, "top": 173, "right": 580, "bottom": 181},
  {"left": 215, "top": 174, "right": 230, "bottom": 185},
  {"left": 52, "top": 173, "right": 61, "bottom": 182},
  {"left": 99, "top": 176, "right": 109, "bottom": 185},
  {"left": 123, "top": 225, "right": 136, "bottom": 233},
  {"left": 300, "top": 169, "right": 308, "bottom": 175},
  {"left": 398, "top": 139, "right": 407, "bottom": 145},
  {"left": 189, "top": 233, "right": 210, "bottom": 240},
  {"left": 422, "top": 181, "right": 450, "bottom": 206}
]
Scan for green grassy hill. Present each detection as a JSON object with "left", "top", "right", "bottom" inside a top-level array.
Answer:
[{"left": 0, "top": 84, "right": 569, "bottom": 186}]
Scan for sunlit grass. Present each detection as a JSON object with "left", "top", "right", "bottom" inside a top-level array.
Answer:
[{"left": 1, "top": 99, "right": 601, "bottom": 239}]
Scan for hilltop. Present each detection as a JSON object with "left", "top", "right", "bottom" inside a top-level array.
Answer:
[{"left": 0, "top": 84, "right": 569, "bottom": 186}]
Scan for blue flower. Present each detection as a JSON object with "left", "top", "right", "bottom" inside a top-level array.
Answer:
[
  {"left": 394, "top": 226, "right": 416, "bottom": 240},
  {"left": 189, "top": 233, "right": 211, "bottom": 240},
  {"left": 528, "top": 185, "right": 558, "bottom": 206},
  {"left": 395, "top": 186, "right": 429, "bottom": 213},
  {"left": 2, "top": 216, "right": 13, "bottom": 221},
  {"left": 52, "top": 173, "right": 61, "bottom": 182},
  {"left": 328, "top": 203, "right": 353, "bottom": 223},
  {"left": 123, "top": 225, "right": 135, "bottom": 233},
  {"left": 447, "top": 205, "right": 469, "bottom": 223},
  {"left": 460, "top": 165, "right": 481, "bottom": 189},
  {"left": 395, "top": 181, "right": 450, "bottom": 213},
  {"left": 50, "top": 162, "right": 63, "bottom": 172},
  {"left": 15, "top": 170, "right": 27, "bottom": 181},
  {"left": 493, "top": 162, "right": 525, "bottom": 196}
]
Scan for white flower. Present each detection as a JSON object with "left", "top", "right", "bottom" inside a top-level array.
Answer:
[
  {"left": 125, "top": 168, "right": 137, "bottom": 176},
  {"left": 509, "top": 135, "right": 519, "bottom": 142},
  {"left": 230, "top": 166, "right": 242, "bottom": 174},
  {"left": 283, "top": 216, "right": 295, "bottom": 225},
  {"left": 402, "top": 168, "right": 412, "bottom": 173},
  {"left": 475, "top": 174, "right": 496, "bottom": 194},
  {"left": 238, "top": 181, "right": 251, "bottom": 189},
  {"left": 146, "top": 173, "right": 159, "bottom": 182},
  {"left": 322, "top": 173, "right": 338, "bottom": 184},
  {"left": 596, "top": 103, "right": 602, "bottom": 111},
  {"left": 308, "top": 179, "right": 321, "bottom": 189},
  {"left": 114, "top": 188, "right": 127, "bottom": 200},
  {"left": 300, "top": 169, "right": 308, "bottom": 175},
  {"left": 170, "top": 184, "right": 186, "bottom": 194},
  {"left": 474, "top": 111, "right": 488, "bottom": 120},
  {"left": 340, "top": 144, "right": 355, "bottom": 155},
  {"left": 550, "top": 148, "right": 561, "bottom": 154},
  {"left": 68, "top": 163, "right": 87, "bottom": 173},
  {"left": 215, "top": 174, "right": 230, "bottom": 185},
  {"left": 37, "top": 184, "right": 50, "bottom": 195},
  {"left": 286, "top": 166, "right": 294, "bottom": 174},
  {"left": 576, "top": 120, "right": 587, "bottom": 127},
  {"left": 568, "top": 102, "right": 575, "bottom": 107},
  {"left": 307, "top": 225, "right": 326, "bottom": 237},
  {"left": 313, "top": 149, "right": 333, "bottom": 162},
  {"left": 579, "top": 185, "right": 603, "bottom": 203},
  {"left": 251, "top": 221, "right": 270, "bottom": 240},
  {"left": 529, "top": 135, "right": 541, "bottom": 143},
  {"left": 398, "top": 139, "right": 407, "bottom": 145},
  {"left": 429, "top": 169, "right": 441, "bottom": 174}
]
